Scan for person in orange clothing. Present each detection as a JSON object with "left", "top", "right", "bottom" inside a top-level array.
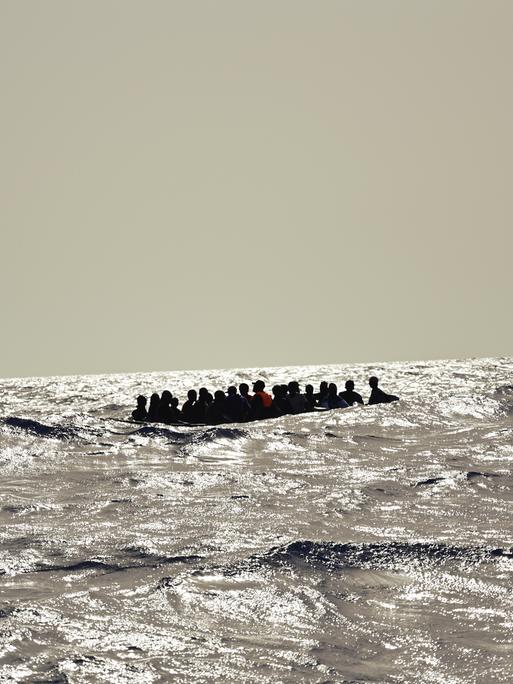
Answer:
[{"left": 251, "top": 380, "right": 273, "bottom": 419}]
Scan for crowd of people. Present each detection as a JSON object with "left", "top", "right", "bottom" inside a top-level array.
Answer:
[{"left": 130, "top": 377, "right": 399, "bottom": 426}]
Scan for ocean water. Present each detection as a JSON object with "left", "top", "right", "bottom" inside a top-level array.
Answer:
[{"left": 1, "top": 358, "right": 513, "bottom": 683}]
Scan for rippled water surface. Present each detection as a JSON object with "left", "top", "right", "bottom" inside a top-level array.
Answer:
[{"left": 1, "top": 358, "right": 513, "bottom": 683}]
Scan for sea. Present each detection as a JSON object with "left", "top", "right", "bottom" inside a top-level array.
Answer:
[{"left": 1, "top": 357, "right": 513, "bottom": 683}]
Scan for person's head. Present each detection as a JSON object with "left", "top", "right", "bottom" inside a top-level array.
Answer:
[
  {"left": 149, "top": 393, "right": 160, "bottom": 406},
  {"left": 272, "top": 384, "right": 283, "bottom": 399},
  {"left": 227, "top": 385, "right": 237, "bottom": 396},
  {"left": 253, "top": 380, "right": 265, "bottom": 393},
  {"left": 198, "top": 387, "right": 210, "bottom": 400},
  {"left": 369, "top": 376, "right": 379, "bottom": 389},
  {"left": 187, "top": 389, "right": 197, "bottom": 402},
  {"left": 319, "top": 381, "right": 328, "bottom": 393},
  {"left": 281, "top": 384, "right": 289, "bottom": 396},
  {"left": 214, "top": 390, "right": 226, "bottom": 402},
  {"left": 170, "top": 397, "right": 179, "bottom": 408},
  {"left": 239, "top": 383, "right": 249, "bottom": 396},
  {"left": 136, "top": 395, "right": 147, "bottom": 408},
  {"left": 161, "top": 390, "right": 172, "bottom": 404},
  {"left": 305, "top": 384, "right": 314, "bottom": 396},
  {"left": 328, "top": 383, "right": 338, "bottom": 396},
  {"left": 288, "top": 381, "right": 299, "bottom": 396},
  {"left": 345, "top": 380, "right": 355, "bottom": 391}
]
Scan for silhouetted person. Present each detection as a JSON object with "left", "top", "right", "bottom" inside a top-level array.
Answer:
[
  {"left": 239, "top": 383, "right": 252, "bottom": 403},
  {"left": 205, "top": 390, "right": 228, "bottom": 425},
  {"left": 287, "top": 381, "right": 308, "bottom": 414},
  {"left": 199, "top": 387, "right": 213, "bottom": 404},
  {"left": 182, "top": 389, "right": 199, "bottom": 423},
  {"left": 147, "top": 393, "right": 161, "bottom": 421},
  {"left": 339, "top": 380, "right": 364, "bottom": 406},
  {"left": 157, "top": 390, "right": 174, "bottom": 423},
  {"left": 368, "top": 377, "right": 399, "bottom": 405},
  {"left": 132, "top": 395, "right": 148, "bottom": 421},
  {"left": 272, "top": 384, "right": 289, "bottom": 416},
  {"left": 315, "top": 381, "right": 329, "bottom": 405},
  {"left": 305, "top": 384, "right": 316, "bottom": 411},
  {"left": 196, "top": 387, "right": 213, "bottom": 422},
  {"left": 320, "top": 383, "right": 349, "bottom": 409},
  {"left": 169, "top": 397, "right": 182, "bottom": 422},
  {"left": 252, "top": 380, "right": 273, "bottom": 419},
  {"left": 225, "top": 385, "right": 250, "bottom": 422}
]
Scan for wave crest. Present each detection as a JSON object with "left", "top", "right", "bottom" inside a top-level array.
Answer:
[
  {"left": 134, "top": 425, "right": 248, "bottom": 444},
  {"left": 3, "top": 417, "right": 81, "bottom": 440},
  {"left": 255, "top": 540, "right": 513, "bottom": 570}
]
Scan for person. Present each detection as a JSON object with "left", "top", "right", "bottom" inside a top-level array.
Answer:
[
  {"left": 320, "top": 383, "right": 349, "bottom": 410},
  {"left": 368, "top": 376, "right": 399, "bottom": 405},
  {"left": 132, "top": 395, "right": 148, "bottom": 421},
  {"left": 199, "top": 387, "right": 213, "bottom": 404},
  {"left": 182, "top": 389, "right": 199, "bottom": 423},
  {"left": 147, "top": 393, "right": 161, "bottom": 421},
  {"left": 205, "top": 390, "right": 229, "bottom": 424},
  {"left": 239, "top": 383, "right": 252, "bottom": 404},
  {"left": 169, "top": 397, "right": 182, "bottom": 422},
  {"left": 286, "top": 381, "right": 308, "bottom": 414},
  {"left": 315, "top": 381, "right": 329, "bottom": 406},
  {"left": 225, "top": 385, "right": 250, "bottom": 422},
  {"left": 339, "top": 380, "right": 364, "bottom": 406},
  {"left": 251, "top": 380, "right": 273, "bottom": 419},
  {"left": 157, "top": 390, "right": 174, "bottom": 423},
  {"left": 272, "top": 384, "right": 290, "bottom": 416},
  {"left": 196, "top": 387, "right": 213, "bottom": 422},
  {"left": 304, "top": 385, "right": 316, "bottom": 411}
]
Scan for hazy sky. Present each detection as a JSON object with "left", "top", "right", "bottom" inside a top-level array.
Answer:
[{"left": 1, "top": 0, "right": 512, "bottom": 378}]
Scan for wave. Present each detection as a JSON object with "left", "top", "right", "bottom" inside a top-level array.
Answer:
[
  {"left": 32, "top": 552, "right": 203, "bottom": 576},
  {"left": 134, "top": 425, "right": 248, "bottom": 444},
  {"left": 465, "top": 470, "right": 499, "bottom": 480},
  {"left": 2, "top": 416, "right": 81, "bottom": 440},
  {"left": 413, "top": 477, "right": 445, "bottom": 487},
  {"left": 35, "top": 559, "right": 120, "bottom": 573},
  {"left": 494, "top": 384, "right": 513, "bottom": 396},
  {"left": 248, "top": 540, "right": 513, "bottom": 571},
  {"left": 134, "top": 425, "right": 192, "bottom": 442},
  {"left": 2, "top": 416, "right": 249, "bottom": 447},
  {"left": 413, "top": 471, "right": 500, "bottom": 487},
  {"left": 492, "top": 385, "right": 513, "bottom": 414},
  {"left": 195, "top": 427, "right": 248, "bottom": 442},
  {"left": 122, "top": 545, "right": 202, "bottom": 566}
]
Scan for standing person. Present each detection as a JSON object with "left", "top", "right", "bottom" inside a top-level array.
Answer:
[
  {"left": 368, "top": 377, "right": 399, "bottom": 405},
  {"left": 147, "top": 393, "right": 161, "bottom": 422},
  {"left": 339, "top": 380, "right": 364, "bottom": 406},
  {"left": 132, "top": 395, "right": 148, "bottom": 421}
]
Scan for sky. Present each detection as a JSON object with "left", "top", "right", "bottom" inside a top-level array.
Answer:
[{"left": 1, "top": 0, "right": 512, "bottom": 378}]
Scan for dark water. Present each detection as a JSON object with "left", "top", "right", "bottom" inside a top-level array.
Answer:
[{"left": 1, "top": 358, "right": 513, "bottom": 682}]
